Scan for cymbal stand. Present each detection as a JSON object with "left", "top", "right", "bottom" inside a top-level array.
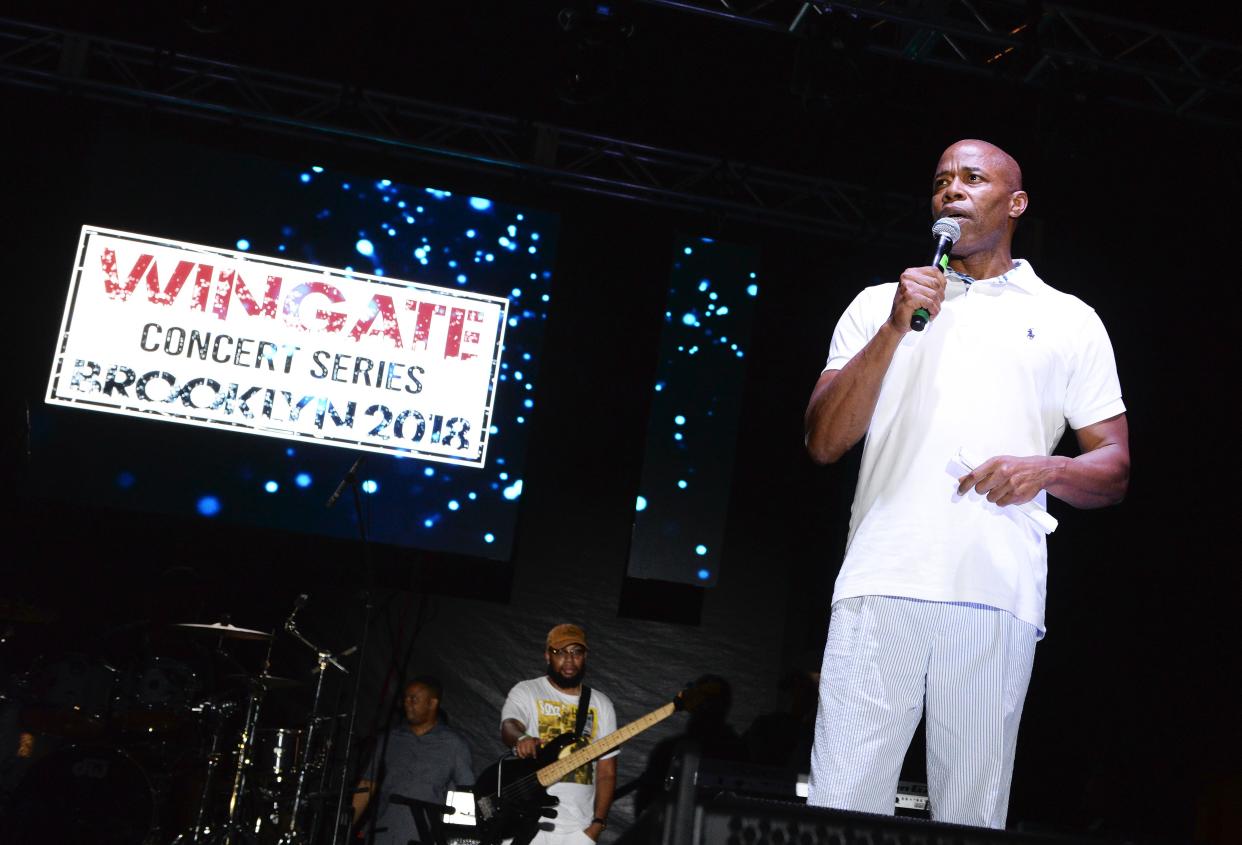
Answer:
[
  {"left": 217, "top": 628, "right": 278, "bottom": 845},
  {"left": 280, "top": 614, "right": 349, "bottom": 844},
  {"left": 174, "top": 696, "right": 238, "bottom": 844}
]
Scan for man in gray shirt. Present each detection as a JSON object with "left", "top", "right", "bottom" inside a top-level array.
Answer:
[{"left": 354, "top": 676, "right": 476, "bottom": 844}]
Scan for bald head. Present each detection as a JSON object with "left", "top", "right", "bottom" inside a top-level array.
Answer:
[
  {"left": 930, "top": 139, "right": 1029, "bottom": 274},
  {"left": 939, "top": 139, "right": 1023, "bottom": 192}
]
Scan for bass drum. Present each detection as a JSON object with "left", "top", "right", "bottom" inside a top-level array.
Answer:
[{"left": 5, "top": 745, "right": 158, "bottom": 845}]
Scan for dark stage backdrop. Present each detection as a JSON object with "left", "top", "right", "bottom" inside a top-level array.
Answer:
[{"left": 4, "top": 76, "right": 1241, "bottom": 845}]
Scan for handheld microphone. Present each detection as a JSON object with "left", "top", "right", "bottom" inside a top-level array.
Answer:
[{"left": 911, "top": 217, "right": 961, "bottom": 332}]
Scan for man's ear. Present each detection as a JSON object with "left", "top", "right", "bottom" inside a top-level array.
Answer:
[{"left": 1009, "top": 190, "right": 1029, "bottom": 219}]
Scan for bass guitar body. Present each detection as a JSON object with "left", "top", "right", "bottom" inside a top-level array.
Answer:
[{"left": 472, "top": 733, "right": 578, "bottom": 845}]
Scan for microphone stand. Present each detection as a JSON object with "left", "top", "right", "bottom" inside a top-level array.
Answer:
[{"left": 328, "top": 456, "right": 376, "bottom": 845}]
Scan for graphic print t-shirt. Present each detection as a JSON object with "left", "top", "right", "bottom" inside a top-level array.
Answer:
[{"left": 500, "top": 677, "right": 619, "bottom": 832}]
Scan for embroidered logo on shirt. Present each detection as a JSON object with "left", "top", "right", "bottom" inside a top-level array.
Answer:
[{"left": 1027, "top": 328, "right": 1035, "bottom": 339}]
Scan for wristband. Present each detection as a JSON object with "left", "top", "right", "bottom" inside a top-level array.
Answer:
[{"left": 591, "top": 818, "right": 607, "bottom": 828}]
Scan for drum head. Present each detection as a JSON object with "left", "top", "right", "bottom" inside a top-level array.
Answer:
[
  {"left": 113, "top": 656, "right": 203, "bottom": 734},
  {"left": 6, "top": 745, "right": 156, "bottom": 845},
  {"left": 18, "top": 654, "right": 117, "bottom": 738}
]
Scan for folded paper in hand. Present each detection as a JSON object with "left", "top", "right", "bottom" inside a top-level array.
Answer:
[{"left": 956, "top": 447, "right": 1058, "bottom": 535}]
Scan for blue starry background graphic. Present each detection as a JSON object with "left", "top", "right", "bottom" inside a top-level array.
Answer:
[
  {"left": 224, "top": 167, "right": 560, "bottom": 560},
  {"left": 34, "top": 153, "right": 559, "bottom": 563},
  {"left": 628, "top": 235, "right": 760, "bottom": 587}
]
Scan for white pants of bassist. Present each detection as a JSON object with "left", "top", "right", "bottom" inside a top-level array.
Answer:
[
  {"left": 503, "top": 830, "right": 597, "bottom": 845},
  {"left": 807, "top": 595, "right": 1038, "bottom": 829}
]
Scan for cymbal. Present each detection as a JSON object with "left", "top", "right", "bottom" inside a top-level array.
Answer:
[
  {"left": 176, "top": 622, "right": 271, "bottom": 640},
  {"left": 225, "top": 673, "right": 303, "bottom": 690}
]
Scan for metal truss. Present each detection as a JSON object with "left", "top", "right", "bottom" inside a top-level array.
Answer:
[
  {"left": 644, "top": 0, "right": 1242, "bottom": 127},
  {"left": 0, "top": 17, "right": 928, "bottom": 245}
]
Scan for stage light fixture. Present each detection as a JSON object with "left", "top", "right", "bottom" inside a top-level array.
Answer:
[
  {"left": 555, "top": 1, "right": 637, "bottom": 106},
  {"left": 178, "top": 0, "right": 240, "bottom": 35}
]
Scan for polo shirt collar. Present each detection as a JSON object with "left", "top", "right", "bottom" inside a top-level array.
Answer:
[{"left": 946, "top": 258, "right": 1043, "bottom": 295}]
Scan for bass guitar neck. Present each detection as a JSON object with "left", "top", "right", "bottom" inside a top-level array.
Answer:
[{"left": 536, "top": 701, "right": 676, "bottom": 786}]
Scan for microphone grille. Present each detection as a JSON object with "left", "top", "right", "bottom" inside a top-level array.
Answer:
[{"left": 932, "top": 217, "right": 961, "bottom": 243}]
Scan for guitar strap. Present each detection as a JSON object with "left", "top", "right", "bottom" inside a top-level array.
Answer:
[{"left": 574, "top": 685, "right": 592, "bottom": 742}]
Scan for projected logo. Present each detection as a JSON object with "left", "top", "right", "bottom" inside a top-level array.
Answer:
[{"left": 46, "top": 226, "right": 508, "bottom": 466}]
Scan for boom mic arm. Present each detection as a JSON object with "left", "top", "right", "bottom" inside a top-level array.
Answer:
[{"left": 285, "top": 593, "right": 309, "bottom": 632}]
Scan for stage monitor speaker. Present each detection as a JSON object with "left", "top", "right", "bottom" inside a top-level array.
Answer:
[
  {"left": 616, "top": 745, "right": 1113, "bottom": 845},
  {"left": 660, "top": 793, "right": 1108, "bottom": 845}
]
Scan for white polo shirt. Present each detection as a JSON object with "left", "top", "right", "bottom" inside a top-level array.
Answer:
[{"left": 824, "top": 260, "right": 1124, "bottom": 635}]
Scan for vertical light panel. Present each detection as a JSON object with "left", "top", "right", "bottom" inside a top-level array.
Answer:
[{"left": 626, "top": 235, "right": 760, "bottom": 586}]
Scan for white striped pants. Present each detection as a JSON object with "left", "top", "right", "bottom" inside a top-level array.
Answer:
[{"left": 807, "top": 595, "right": 1038, "bottom": 829}]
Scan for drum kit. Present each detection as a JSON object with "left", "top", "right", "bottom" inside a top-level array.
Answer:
[{"left": 3, "top": 608, "right": 354, "bottom": 845}]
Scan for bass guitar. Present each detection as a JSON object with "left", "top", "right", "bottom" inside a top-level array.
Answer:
[{"left": 471, "top": 683, "right": 713, "bottom": 845}]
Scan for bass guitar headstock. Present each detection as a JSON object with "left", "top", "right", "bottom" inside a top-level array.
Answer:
[{"left": 672, "top": 676, "right": 728, "bottom": 714}]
